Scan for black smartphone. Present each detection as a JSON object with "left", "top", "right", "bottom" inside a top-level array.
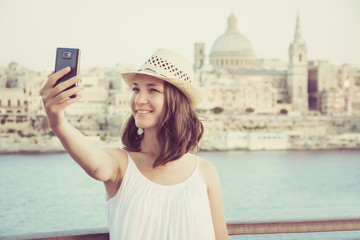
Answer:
[{"left": 54, "top": 47, "right": 81, "bottom": 98}]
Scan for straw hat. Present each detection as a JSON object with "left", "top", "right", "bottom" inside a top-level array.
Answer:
[{"left": 121, "top": 48, "right": 201, "bottom": 108}]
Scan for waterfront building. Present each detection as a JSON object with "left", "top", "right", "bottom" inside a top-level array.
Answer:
[
  {"left": 247, "top": 132, "right": 288, "bottom": 150},
  {"left": 0, "top": 62, "right": 48, "bottom": 136},
  {"left": 198, "top": 77, "right": 277, "bottom": 115},
  {"left": 194, "top": 12, "right": 360, "bottom": 117},
  {"left": 321, "top": 88, "right": 351, "bottom": 116},
  {"left": 352, "top": 90, "right": 360, "bottom": 116},
  {"left": 194, "top": 12, "right": 304, "bottom": 115},
  {"left": 107, "top": 89, "right": 132, "bottom": 115},
  {"left": 0, "top": 62, "right": 44, "bottom": 114},
  {"left": 308, "top": 62, "right": 360, "bottom": 116},
  {"left": 65, "top": 85, "right": 108, "bottom": 116},
  {"left": 106, "top": 89, "right": 132, "bottom": 137},
  {"left": 65, "top": 69, "right": 115, "bottom": 137},
  {"left": 308, "top": 60, "right": 338, "bottom": 111}
]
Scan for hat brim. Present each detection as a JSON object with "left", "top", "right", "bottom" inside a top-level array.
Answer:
[{"left": 121, "top": 71, "right": 201, "bottom": 109}]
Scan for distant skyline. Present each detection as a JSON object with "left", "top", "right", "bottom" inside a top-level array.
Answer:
[{"left": 0, "top": 0, "right": 359, "bottom": 72}]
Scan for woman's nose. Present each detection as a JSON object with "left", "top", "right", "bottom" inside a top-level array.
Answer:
[{"left": 135, "top": 91, "right": 148, "bottom": 105}]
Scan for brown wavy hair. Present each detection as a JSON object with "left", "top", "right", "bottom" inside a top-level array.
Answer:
[{"left": 121, "top": 81, "right": 204, "bottom": 167}]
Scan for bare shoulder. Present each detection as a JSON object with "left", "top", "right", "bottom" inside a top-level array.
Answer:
[
  {"left": 198, "top": 157, "right": 219, "bottom": 190},
  {"left": 104, "top": 148, "right": 129, "bottom": 174},
  {"left": 105, "top": 148, "right": 128, "bottom": 159},
  {"left": 198, "top": 157, "right": 217, "bottom": 174}
]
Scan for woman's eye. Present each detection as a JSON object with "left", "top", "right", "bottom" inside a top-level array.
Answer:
[
  {"left": 132, "top": 87, "right": 140, "bottom": 92},
  {"left": 150, "top": 88, "right": 159, "bottom": 93}
]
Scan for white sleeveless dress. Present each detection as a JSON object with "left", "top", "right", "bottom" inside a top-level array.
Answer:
[{"left": 106, "top": 153, "right": 215, "bottom": 240}]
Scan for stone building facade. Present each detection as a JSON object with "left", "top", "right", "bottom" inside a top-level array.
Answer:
[{"left": 194, "top": 12, "right": 360, "bottom": 117}]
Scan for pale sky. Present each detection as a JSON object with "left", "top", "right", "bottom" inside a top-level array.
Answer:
[{"left": 0, "top": 0, "right": 359, "bottom": 72}]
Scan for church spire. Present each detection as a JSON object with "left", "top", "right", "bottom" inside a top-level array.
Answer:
[
  {"left": 293, "top": 10, "right": 303, "bottom": 44},
  {"left": 288, "top": 9, "right": 308, "bottom": 114}
]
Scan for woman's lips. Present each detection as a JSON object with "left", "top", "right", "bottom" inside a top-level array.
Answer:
[{"left": 136, "top": 109, "right": 153, "bottom": 116}]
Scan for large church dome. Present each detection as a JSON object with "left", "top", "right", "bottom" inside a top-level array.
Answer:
[{"left": 210, "top": 13, "right": 256, "bottom": 70}]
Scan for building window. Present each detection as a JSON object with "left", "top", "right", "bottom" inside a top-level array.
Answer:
[
  {"left": 221, "top": 59, "right": 223, "bottom": 66},
  {"left": 299, "top": 54, "right": 302, "bottom": 62},
  {"left": 236, "top": 59, "right": 238, "bottom": 65},
  {"left": 18, "top": 100, "right": 20, "bottom": 107},
  {"left": 8, "top": 100, "right": 11, "bottom": 107},
  {"left": 0, "top": 100, "right": 1, "bottom": 107}
]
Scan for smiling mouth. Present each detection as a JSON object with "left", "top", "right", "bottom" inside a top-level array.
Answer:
[{"left": 136, "top": 110, "right": 152, "bottom": 114}]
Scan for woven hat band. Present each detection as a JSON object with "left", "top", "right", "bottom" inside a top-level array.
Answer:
[{"left": 140, "top": 51, "right": 193, "bottom": 83}]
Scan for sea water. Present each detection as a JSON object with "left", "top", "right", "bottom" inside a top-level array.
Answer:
[{"left": 0, "top": 150, "right": 360, "bottom": 239}]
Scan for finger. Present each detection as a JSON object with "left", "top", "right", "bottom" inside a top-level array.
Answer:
[
  {"left": 42, "top": 67, "right": 70, "bottom": 94},
  {"left": 52, "top": 85, "right": 83, "bottom": 104},
  {"left": 46, "top": 67, "right": 72, "bottom": 89},
  {"left": 58, "top": 93, "right": 82, "bottom": 109},
  {"left": 44, "top": 76, "right": 81, "bottom": 101},
  {"left": 53, "top": 76, "right": 81, "bottom": 95}
]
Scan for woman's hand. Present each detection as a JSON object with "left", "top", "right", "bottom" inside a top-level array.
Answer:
[{"left": 40, "top": 67, "right": 82, "bottom": 131}]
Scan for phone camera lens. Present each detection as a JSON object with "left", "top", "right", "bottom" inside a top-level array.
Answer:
[{"left": 63, "top": 52, "right": 72, "bottom": 59}]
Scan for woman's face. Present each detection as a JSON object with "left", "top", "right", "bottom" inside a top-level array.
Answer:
[{"left": 131, "top": 74, "right": 165, "bottom": 130}]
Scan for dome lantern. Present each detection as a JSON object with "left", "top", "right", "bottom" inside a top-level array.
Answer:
[{"left": 227, "top": 13, "right": 238, "bottom": 32}]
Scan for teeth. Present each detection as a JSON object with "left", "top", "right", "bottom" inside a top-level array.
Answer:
[{"left": 138, "top": 110, "right": 150, "bottom": 114}]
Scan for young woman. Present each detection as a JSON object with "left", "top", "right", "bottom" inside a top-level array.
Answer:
[{"left": 40, "top": 48, "right": 229, "bottom": 239}]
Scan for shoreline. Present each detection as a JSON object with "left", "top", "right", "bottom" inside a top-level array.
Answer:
[
  {"left": 1, "top": 147, "right": 360, "bottom": 155},
  {"left": 1, "top": 133, "right": 359, "bottom": 155}
]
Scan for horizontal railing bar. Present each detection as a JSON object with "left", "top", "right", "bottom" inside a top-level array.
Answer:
[
  {"left": 227, "top": 218, "right": 360, "bottom": 235},
  {"left": 0, "top": 228, "right": 109, "bottom": 240},
  {"left": 1, "top": 218, "right": 360, "bottom": 239}
]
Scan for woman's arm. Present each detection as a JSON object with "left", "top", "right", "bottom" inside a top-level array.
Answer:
[
  {"left": 40, "top": 67, "right": 121, "bottom": 183},
  {"left": 199, "top": 158, "right": 229, "bottom": 239}
]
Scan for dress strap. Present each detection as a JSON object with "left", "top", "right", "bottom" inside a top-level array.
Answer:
[{"left": 195, "top": 155, "right": 199, "bottom": 171}]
